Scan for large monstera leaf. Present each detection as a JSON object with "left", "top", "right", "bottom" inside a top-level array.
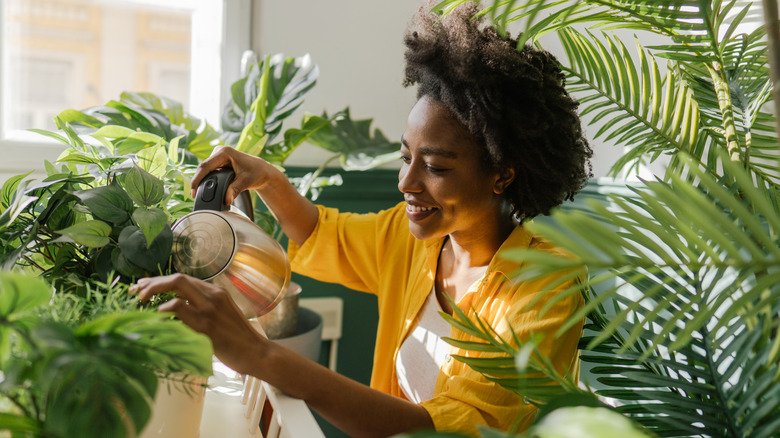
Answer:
[
  {"left": 221, "top": 53, "right": 319, "bottom": 148},
  {"left": 304, "top": 108, "right": 401, "bottom": 171}
]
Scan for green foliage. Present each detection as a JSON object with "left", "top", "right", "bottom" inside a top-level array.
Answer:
[
  {"left": 429, "top": 0, "right": 780, "bottom": 437},
  {"left": 0, "top": 97, "right": 205, "bottom": 294},
  {"left": 0, "top": 272, "right": 212, "bottom": 438},
  {"left": 56, "top": 91, "right": 220, "bottom": 162},
  {"left": 220, "top": 53, "right": 400, "bottom": 238}
]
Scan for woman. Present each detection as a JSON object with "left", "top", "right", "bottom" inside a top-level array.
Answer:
[{"left": 130, "top": 3, "right": 592, "bottom": 437}]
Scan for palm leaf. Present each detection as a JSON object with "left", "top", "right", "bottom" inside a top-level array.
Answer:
[
  {"left": 440, "top": 300, "right": 587, "bottom": 403},
  {"left": 558, "top": 28, "right": 701, "bottom": 177}
]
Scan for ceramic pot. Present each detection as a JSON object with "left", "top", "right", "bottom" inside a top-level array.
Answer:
[{"left": 139, "top": 374, "right": 208, "bottom": 438}]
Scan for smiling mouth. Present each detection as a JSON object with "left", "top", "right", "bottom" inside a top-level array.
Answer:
[
  {"left": 406, "top": 204, "right": 435, "bottom": 213},
  {"left": 405, "top": 203, "right": 437, "bottom": 221}
]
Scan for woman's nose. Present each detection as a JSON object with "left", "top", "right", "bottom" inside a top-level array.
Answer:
[{"left": 398, "top": 163, "right": 422, "bottom": 193}]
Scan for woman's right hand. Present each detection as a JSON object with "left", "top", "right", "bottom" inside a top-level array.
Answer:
[{"left": 191, "top": 146, "right": 283, "bottom": 206}]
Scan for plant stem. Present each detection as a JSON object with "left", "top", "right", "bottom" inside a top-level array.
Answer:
[
  {"left": 761, "top": 0, "right": 780, "bottom": 145},
  {"left": 298, "top": 154, "right": 340, "bottom": 199},
  {"left": 707, "top": 63, "right": 742, "bottom": 164}
]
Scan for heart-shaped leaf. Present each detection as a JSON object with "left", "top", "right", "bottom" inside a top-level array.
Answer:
[
  {"left": 118, "top": 225, "right": 172, "bottom": 273},
  {"left": 136, "top": 144, "right": 168, "bottom": 178},
  {"left": 73, "top": 183, "right": 134, "bottom": 225},
  {"left": 110, "top": 247, "right": 146, "bottom": 278},
  {"left": 124, "top": 165, "right": 164, "bottom": 207},
  {"left": 132, "top": 207, "right": 168, "bottom": 248},
  {"left": 56, "top": 220, "right": 112, "bottom": 248}
]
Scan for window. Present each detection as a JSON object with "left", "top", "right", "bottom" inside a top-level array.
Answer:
[{"left": 0, "top": 0, "right": 250, "bottom": 177}]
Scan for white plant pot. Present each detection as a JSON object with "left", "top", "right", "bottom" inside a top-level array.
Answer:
[{"left": 140, "top": 374, "right": 208, "bottom": 438}]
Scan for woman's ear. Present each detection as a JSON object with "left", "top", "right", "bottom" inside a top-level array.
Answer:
[{"left": 493, "top": 167, "right": 516, "bottom": 195}]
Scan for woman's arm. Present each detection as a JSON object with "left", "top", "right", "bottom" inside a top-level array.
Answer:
[
  {"left": 190, "top": 146, "right": 319, "bottom": 246},
  {"left": 130, "top": 274, "right": 435, "bottom": 438}
]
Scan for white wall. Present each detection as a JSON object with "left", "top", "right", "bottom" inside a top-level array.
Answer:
[
  {"left": 252, "top": 0, "right": 421, "bottom": 169},
  {"left": 251, "top": 0, "right": 631, "bottom": 177}
]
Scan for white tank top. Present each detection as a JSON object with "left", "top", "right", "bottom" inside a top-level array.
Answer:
[{"left": 395, "top": 289, "right": 452, "bottom": 403}]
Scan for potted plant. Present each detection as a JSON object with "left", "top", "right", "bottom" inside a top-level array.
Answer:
[
  {"left": 0, "top": 51, "right": 399, "bottom": 436},
  {"left": 398, "top": 0, "right": 780, "bottom": 436},
  {"left": 0, "top": 271, "right": 212, "bottom": 438}
]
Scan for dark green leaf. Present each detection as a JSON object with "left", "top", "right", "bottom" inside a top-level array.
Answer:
[
  {"left": 132, "top": 207, "right": 168, "bottom": 248},
  {"left": 73, "top": 183, "right": 134, "bottom": 225},
  {"left": 56, "top": 220, "right": 112, "bottom": 248},
  {"left": 118, "top": 225, "right": 172, "bottom": 274}
]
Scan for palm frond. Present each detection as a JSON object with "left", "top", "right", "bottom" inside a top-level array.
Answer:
[
  {"left": 559, "top": 27, "right": 701, "bottom": 177},
  {"left": 505, "top": 153, "right": 780, "bottom": 357},
  {"left": 440, "top": 301, "right": 588, "bottom": 404}
]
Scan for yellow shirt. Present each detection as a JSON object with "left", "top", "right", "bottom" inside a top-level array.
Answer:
[{"left": 288, "top": 202, "right": 584, "bottom": 435}]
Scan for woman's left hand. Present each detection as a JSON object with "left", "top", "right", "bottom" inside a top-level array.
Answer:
[{"left": 129, "top": 273, "right": 268, "bottom": 376}]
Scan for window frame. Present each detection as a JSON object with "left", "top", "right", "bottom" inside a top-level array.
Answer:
[{"left": 0, "top": 0, "right": 250, "bottom": 176}]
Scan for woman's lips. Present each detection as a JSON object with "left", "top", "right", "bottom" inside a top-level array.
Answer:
[{"left": 405, "top": 203, "right": 437, "bottom": 221}]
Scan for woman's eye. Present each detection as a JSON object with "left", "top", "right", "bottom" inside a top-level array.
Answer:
[
  {"left": 400, "top": 156, "right": 411, "bottom": 163},
  {"left": 426, "top": 165, "right": 446, "bottom": 173}
]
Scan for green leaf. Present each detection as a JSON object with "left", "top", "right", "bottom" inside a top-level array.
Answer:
[
  {"left": 92, "top": 125, "right": 137, "bottom": 139},
  {"left": 118, "top": 225, "right": 172, "bottom": 274},
  {"left": 132, "top": 207, "right": 168, "bottom": 248},
  {"left": 56, "top": 148, "right": 100, "bottom": 166},
  {"left": 54, "top": 108, "right": 103, "bottom": 128},
  {"left": 0, "top": 171, "right": 32, "bottom": 210},
  {"left": 110, "top": 246, "right": 146, "bottom": 278},
  {"left": 136, "top": 144, "right": 169, "bottom": 178},
  {"left": 305, "top": 108, "right": 401, "bottom": 171},
  {"left": 124, "top": 165, "right": 165, "bottom": 207},
  {"left": 0, "top": 272, "right": 51, "bottom": 318},
  {"left": 222, "top": 53, "right": 319, "bottom": 148},
  {"left": 0, "top": 413, "right": 40, "bottom": 433},
  {"left": 72, "top": 183, "right": 134, "bottom": 225},
  {"left": 56, "top": 220, "right": 112, "bottom": 248}
]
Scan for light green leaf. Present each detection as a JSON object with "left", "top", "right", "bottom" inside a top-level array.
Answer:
[
  {"left": 124, "top": 165, "right": 165, "bottom": 207},
  {"left": 0, "top": 171, "right": 32, "bottom": 210},
  {"left": 56, "top": 220, "right": 112, "bottom": 248},
  {"left": 92, "top": 125, "right": 137, "bottom": 139},
  {"left": 0, "top": 272, "right": 51, "bottom": 318},
  {"left": 136, "top": 144, "right": 168, "bottom": 178}
]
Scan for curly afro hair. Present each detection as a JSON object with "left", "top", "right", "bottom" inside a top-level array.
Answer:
[{"left": 403, "top": 3, "right": 593, "bottom": 219}]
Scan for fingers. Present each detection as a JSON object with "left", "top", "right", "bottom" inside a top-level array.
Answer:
[
  {"left": 130, "top": 273, "right": 210, "bottom": 309},
  {"left": 158, "top": 297, "right": 206, "bottom": 332},
  {"left": 190, "top": 146, "right": 263, "bottom": 205},
  {"left": 191, "top": 146, "right": 233, "bottom": 198}
]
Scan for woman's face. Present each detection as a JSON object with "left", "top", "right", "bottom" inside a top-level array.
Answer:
[{"left": 398, "top": 96, "right": 511, "bottom": 241}]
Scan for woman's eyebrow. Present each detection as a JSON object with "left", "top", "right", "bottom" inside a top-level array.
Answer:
[
  {"left": 418, "top": 146, "right": 458, "bottom": 159},
  {"left": 400, "top": 135, "right": 458, "bottom": 158}
]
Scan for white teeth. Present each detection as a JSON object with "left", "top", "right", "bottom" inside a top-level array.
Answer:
[{"left": 407, "top": 204, "right": 434, "bottom": 213}]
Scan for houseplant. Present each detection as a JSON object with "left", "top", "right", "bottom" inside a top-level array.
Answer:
[
  {"left": 0, "top": 51, "right": 399, "bottom": 436},
  {"left": 0, "top": 271, "right": 212, "bottom": 438},
  {"left": 399, "top": 0, "right": 780, "bottom": 437}
]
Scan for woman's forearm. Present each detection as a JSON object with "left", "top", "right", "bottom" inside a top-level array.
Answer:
[
  {"left": 255, "top": 171, "right": 319, "bottom": 246},
  {"left": 253, "top": 342, "right": 436, "bottom": 438}
]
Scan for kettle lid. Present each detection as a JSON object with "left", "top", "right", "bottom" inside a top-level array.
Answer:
[{"left": 171, "top": 211, "right": 236, "bottom": 279}]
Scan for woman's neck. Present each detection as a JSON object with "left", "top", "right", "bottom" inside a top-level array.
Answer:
[{"left": 435, "top": 214, "right": 517, "bottom": 312}]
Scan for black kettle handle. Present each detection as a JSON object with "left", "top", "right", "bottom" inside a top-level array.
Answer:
[{"left": 193, "top": 167, "right": 254, "bottom": 221}]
